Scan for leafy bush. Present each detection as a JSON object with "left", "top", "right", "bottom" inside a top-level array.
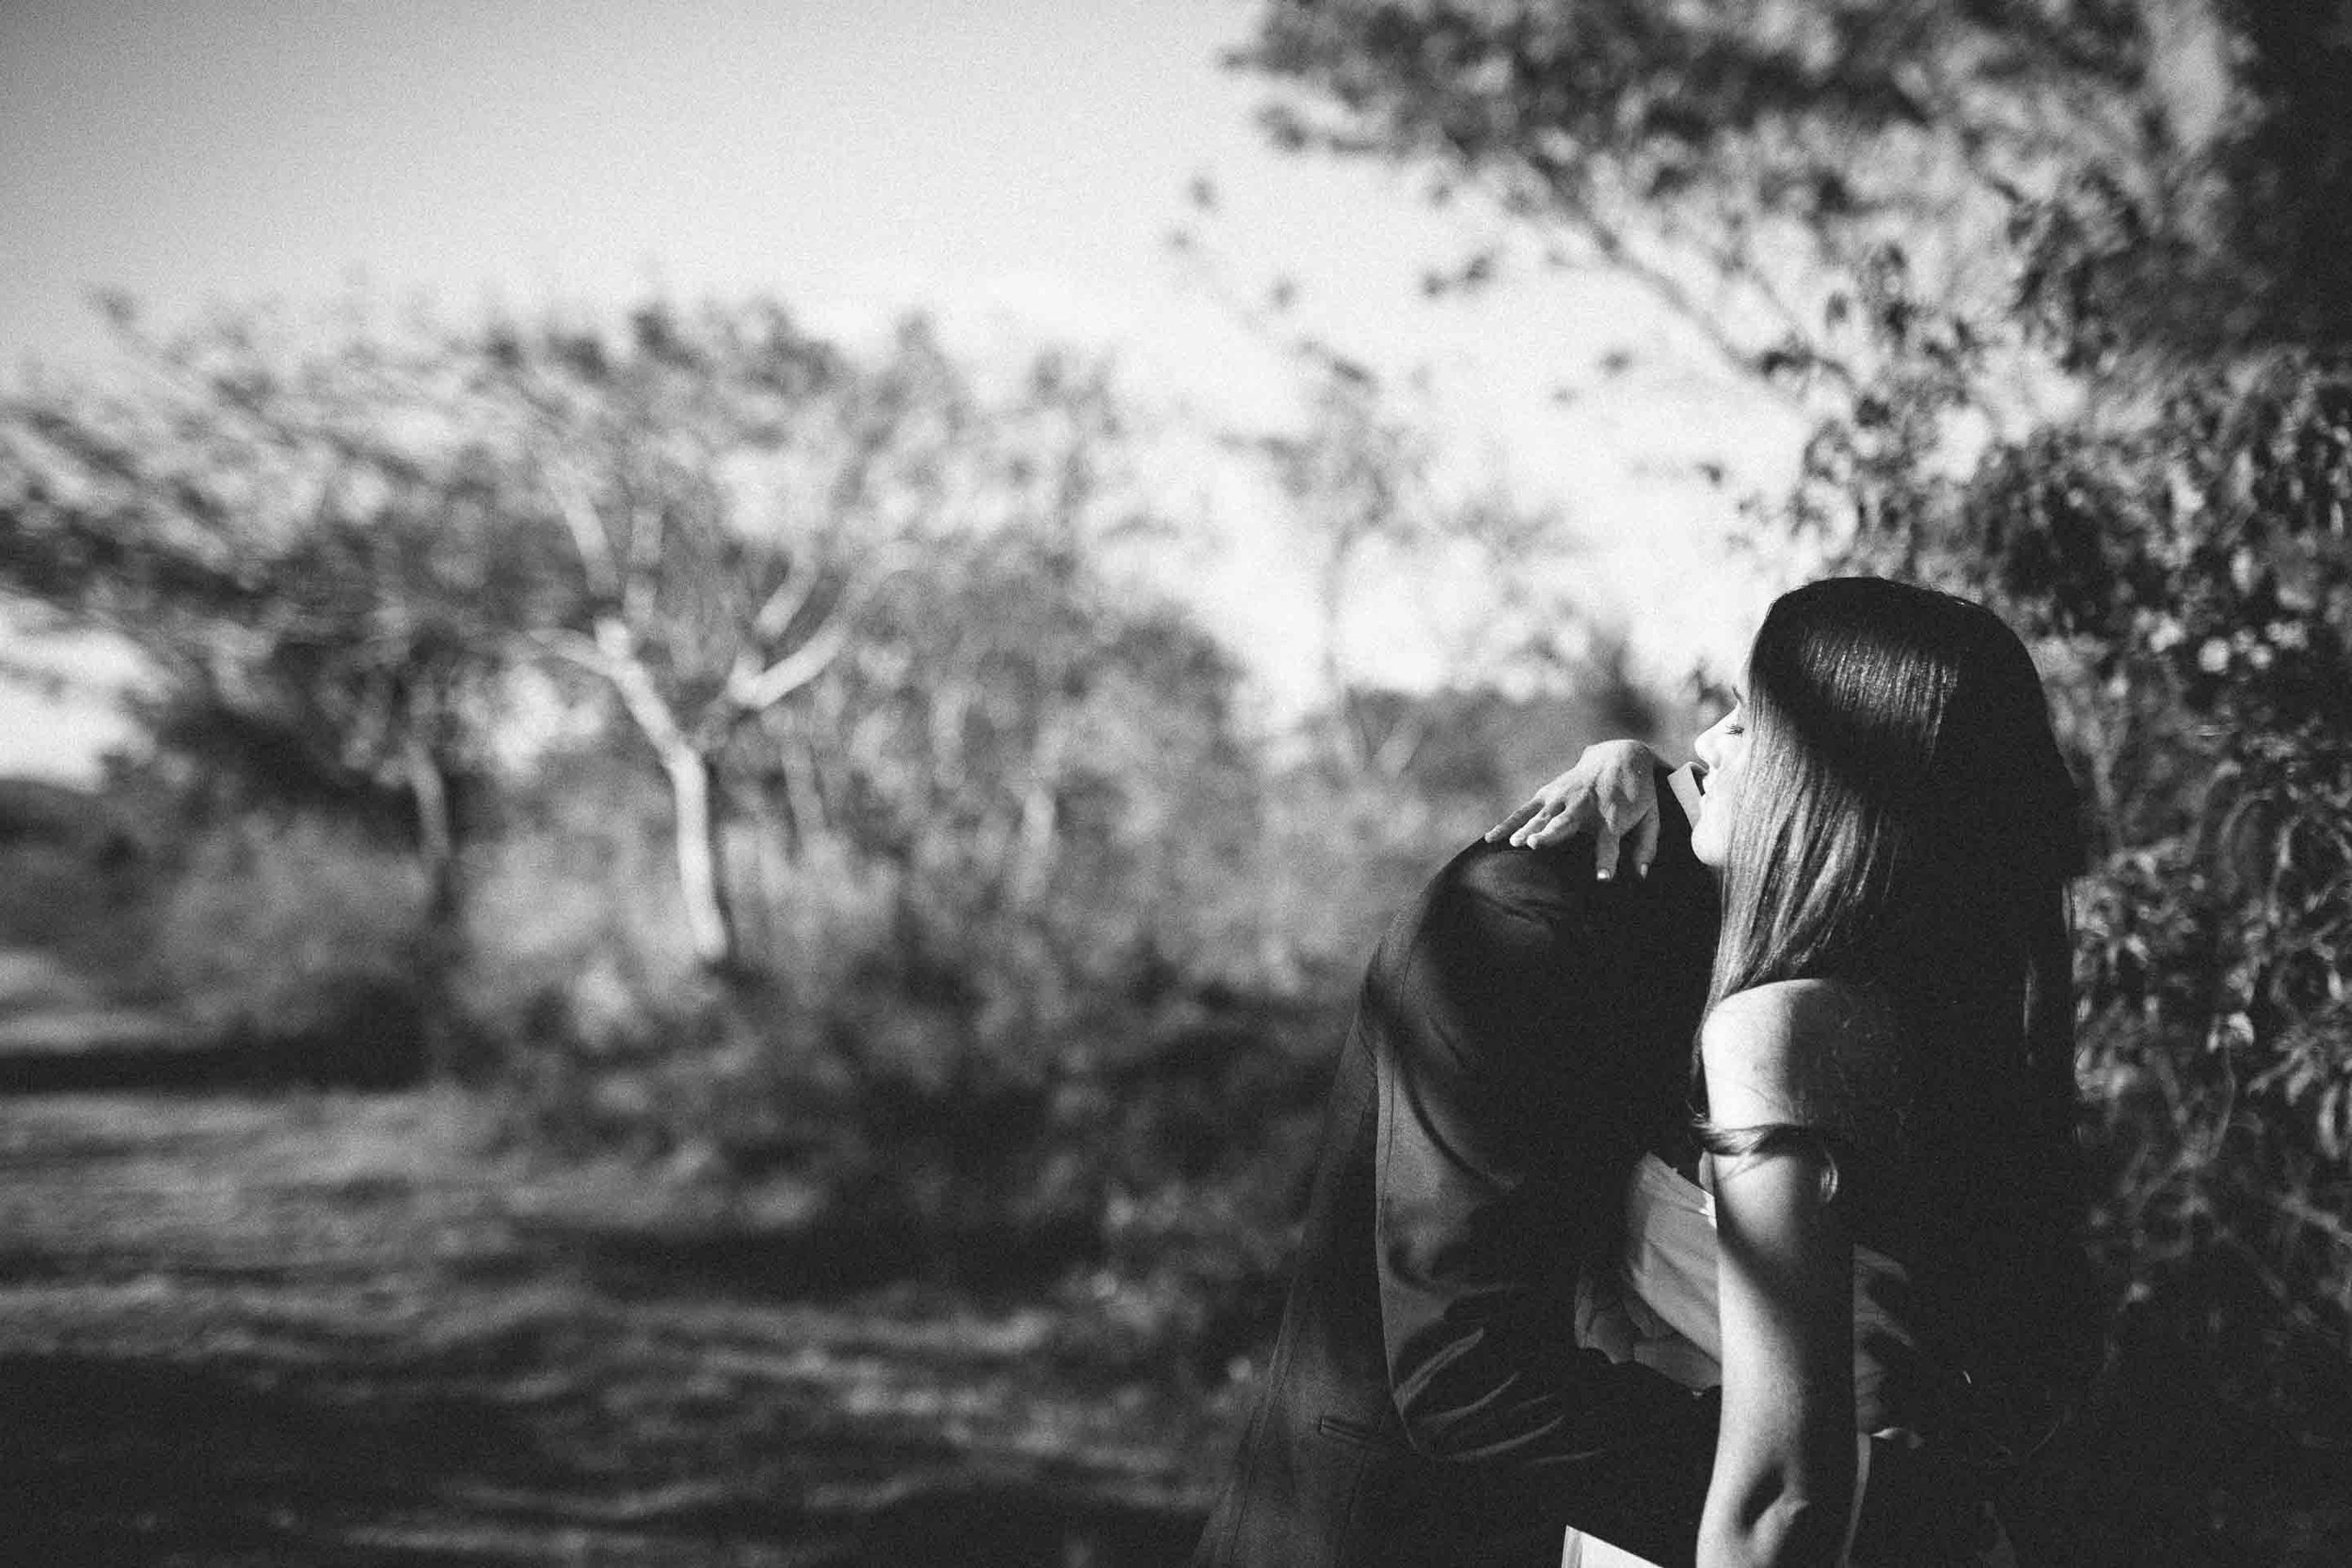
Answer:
[
  {"left": 0, "top": 782, "right": 155, "bottom": 994},
  {"left": 147, "top": 814, "right": 433, "bottom": 1084}
]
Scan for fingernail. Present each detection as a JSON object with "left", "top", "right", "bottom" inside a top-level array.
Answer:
[{"left": 1596, "top": 867, "right": 1613, "bottom": 880}]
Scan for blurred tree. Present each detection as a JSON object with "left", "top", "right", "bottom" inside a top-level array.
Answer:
[
  {"left": 474, "top": 302, "right": 875, "bottom": 975},
  {"left": 1240, "top": 362, "right": 1436, "bottom": 773},
  {"left": 1228, "top": 354, "right": 1588, "bottom": 778},
  {"left": 0, "top": 303, "right": 568, "bottom": 1070},
  {"left": 761, "top": 519, "right": 1268, "bottom": 1240},
  {"left": 475, "top": 307, "right": 1166, "bottom": 978}
]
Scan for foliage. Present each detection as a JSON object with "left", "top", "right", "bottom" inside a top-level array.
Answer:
[
  {"left": 0, "top": 780, "right": 151, "bottom": 990},
  {"left": 0, "top": 302, "right": 1168, "bottom": 984},
  {"left": 0, "top": 306, "right": 582, "bottom": 1074},
  {"left": 1224, "top": 356, "right": 1589, "bottom": 772},
  {"left": 146, "top": 813, "right": 436, "bottom": 1085},
  {"left": 0, "top": 307, "right": 562, "bottom": 835},
  {"left": 461, "top": 515, "right": 1349, "bottom": 1291},
  {"left": 1233, "top": 1, "right": 2352, "bottom": 394},
  {"left": 470, "top": 307, "right": 972, "bottom": 973}
]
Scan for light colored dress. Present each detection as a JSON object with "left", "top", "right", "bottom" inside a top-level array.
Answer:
[{"left": 1560, "top": 1154, "right": 2018, "bottom": 1568}]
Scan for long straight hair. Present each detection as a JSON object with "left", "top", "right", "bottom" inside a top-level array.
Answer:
[
  {"left": 1706, "top": 576, "right": 2096, "bottom": 1459},
  {"left": 1709, "top": 580, "right": 2079, "bottom": 1007}
]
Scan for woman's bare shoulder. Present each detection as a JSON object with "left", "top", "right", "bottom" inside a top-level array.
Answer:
[{"left": 1701, "top": 978, "right": 1898, "bottom": 1132}]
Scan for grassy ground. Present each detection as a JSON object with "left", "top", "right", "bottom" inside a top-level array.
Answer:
[{"left": 0, "top": 1088, "right": 1227, "bottom": 1568}]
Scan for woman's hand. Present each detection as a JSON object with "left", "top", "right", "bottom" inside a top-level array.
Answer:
[{"left": 1483, "top": 738, "right": 1663, "bottom": 879}]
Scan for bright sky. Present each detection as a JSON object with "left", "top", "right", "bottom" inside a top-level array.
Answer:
[{"left": 0, "top": 0, "right": 1798, "bottom": 782}]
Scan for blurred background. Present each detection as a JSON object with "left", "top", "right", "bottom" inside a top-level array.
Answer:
[{"left": 1, "top": 2, "right": 2348, "bottom": 1563}]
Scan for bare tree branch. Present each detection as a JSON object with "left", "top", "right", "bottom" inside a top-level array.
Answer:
[
  {"left": 749, "top": 557, "right": 826, "bottom": 644},
  {"left": 539, "top": 455, "right": 622, "bottom": 605},
  {"left": 727, "top": 612, "right": 851, "bottom": 714}
]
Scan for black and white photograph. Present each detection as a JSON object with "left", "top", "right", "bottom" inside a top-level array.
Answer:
[{"left": 3, "top": 3, "right": 2349, "bottom": 1564}]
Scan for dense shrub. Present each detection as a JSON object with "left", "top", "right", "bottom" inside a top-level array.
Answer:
[
  {"left": 145, "top": 814, "right": 434, "bottom": 1085},
  {"left": 0, "top": 782, "right": 152, "bottom": 992}
]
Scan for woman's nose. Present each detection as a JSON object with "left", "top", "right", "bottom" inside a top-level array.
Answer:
[{"left": 1693, "top": 723, "right": 1724, "bottom": 769}]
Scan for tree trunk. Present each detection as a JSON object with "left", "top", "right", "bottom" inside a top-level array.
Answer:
[
  {"left": 1009, "top": 723, "right": 1063, "bottom": 906},
  {"left": 404, "top": 733, "right": 466, "bottom": 1080},
  {"left": 663, "top": 743, "right": 739, "bottom": 974},
  {"left": 1319, "top": 549, "right": 1373, "bottom": 775},
  {"left": 777, "top": 730, "right": 833, "bottom": 864}
]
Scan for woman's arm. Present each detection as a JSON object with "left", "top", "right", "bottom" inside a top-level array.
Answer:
[{"left": 1698, "top": 983, "right": 1862, "bottom": 1568}]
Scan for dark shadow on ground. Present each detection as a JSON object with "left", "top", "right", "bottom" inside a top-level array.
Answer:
[
  {"left": 0, "top": 1024, "right": 423, "bottom": 1095},
  {"left": 0, "top": 1349, "right": 1205, "bottom": 1568},
  {"left": 537, "top": 1209, "right": 1107, "bottom": 1304},
  {"left": 0, "top": 1091, "right": 1220, "bottom": 1567},
  {"left": 2004, "top": 1299, "right": 2352, "bottom": 1568}
]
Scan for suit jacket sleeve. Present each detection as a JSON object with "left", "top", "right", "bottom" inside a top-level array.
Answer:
[{"left": 1372, "top": 792, "right": 1719, "bottom": 1515}]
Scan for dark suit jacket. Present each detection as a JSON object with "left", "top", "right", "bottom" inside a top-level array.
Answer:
[{"left": 1187, "top": 780, "right": 1724, "bottom": 1568}]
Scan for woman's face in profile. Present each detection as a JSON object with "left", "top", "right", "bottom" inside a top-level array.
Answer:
[{"left": 1689, "top": 693, "right": 1750, "bottom": 869}]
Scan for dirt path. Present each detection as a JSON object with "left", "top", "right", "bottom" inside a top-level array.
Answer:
[{"left": 0, "top": 1090, "right": 1220, "bottom": 1567}]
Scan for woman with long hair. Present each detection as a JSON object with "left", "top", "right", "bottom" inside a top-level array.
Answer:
[{"left": 1522, "top": 578, "right": 2101, "bottom": 1566}]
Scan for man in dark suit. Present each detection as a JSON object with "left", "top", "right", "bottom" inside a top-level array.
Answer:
[{"left": 1185, "top": 764, "right": 1725, "bottom": 1568}]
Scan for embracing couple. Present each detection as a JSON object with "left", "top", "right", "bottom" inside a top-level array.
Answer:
[{"left": 1186, "top": 577, "right": 2101, "bottom": 1568}]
